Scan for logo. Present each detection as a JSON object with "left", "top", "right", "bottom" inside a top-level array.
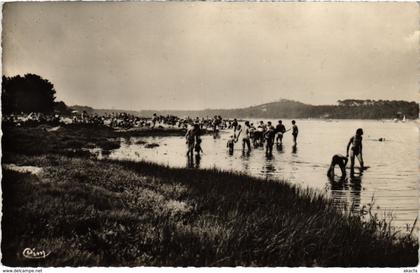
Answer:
[{"left": 22, "top": 248, "right": 51, "bottom": 259}]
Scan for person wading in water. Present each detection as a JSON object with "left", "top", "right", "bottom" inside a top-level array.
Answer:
[
  {"left": 264, "top": 121, "right": 276, "bottom": 156},
  {"left": 185, "top": 123, "right": 200, "bottom": 157},
  {"left": 291, "top": 120, "right": 298, "bottom": 146},
  {"left": 240, "top": 121, "right": 252, "bottom": 153},
  {"left": 346, "top": 128, "right": 365, "bottom": 176},
  {"left": 275, "top": 120, "right": 287, "bottom": 145}
]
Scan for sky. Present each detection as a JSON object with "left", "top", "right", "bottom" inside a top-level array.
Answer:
[{"left": 2, "top": 2, "right": 419, "bottom": 111}]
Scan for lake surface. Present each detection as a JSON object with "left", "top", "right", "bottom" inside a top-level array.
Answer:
[{"left": 105, "top": 120, "right": 419, "bottom": 232}]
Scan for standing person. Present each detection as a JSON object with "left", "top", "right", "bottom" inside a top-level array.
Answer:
[
  {"left": 151, "top": 113, "right": 158, "bottom": 128},
  {"left": 241, "top": 121, "right": 252, "bottom": 152},
  {"left": 291, "top": 120, "right": 299, "bottom": 145},
  {"left": 227, "top": 135, "right": 235, "bottom": 155},
  {"left": 275, "top": 120, "right": 287, "bottom": 145},
  {"left": 185, "top": 124, "right": 200, "bottom": 157},
  {"left": 232, "top": 118, "right": 239, "bottom": 133},
  {"left": 194, "top": 117, "right": 201, "bottom": 128},
  {"left": 264, "top": 121, "right": 276, "bottom": 156},
  {"left": 235, "top": 124, "right": 242, "bottom": 141},
  {"left": 200, "top": 117, "right": 205, "bottom": 129},
  {"left": 212, "top": 116, "right": 218, "bottom": 133},
  {"left": 249, "top": 123, "right": 257, "bottom": 147},
  {"left": 256, "top": 121, "right": 266, "bottom": 147},
  {"left": 346, "top": 128, "right": 365, "bottom": 176}
]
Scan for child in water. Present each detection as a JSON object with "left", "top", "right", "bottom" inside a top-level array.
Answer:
[
  {"left": 327, "top": 154, "right": 348, "bottom": 178},
  {"left": 346, "top": 128, "right": 365, "bottom": 176},
  {"left": 264, "top": 121, "right": 276, "bottom": 155},
  {"left": 195, "top": 138, "right": 204, "bottom": 156},
  {"left": 186, "top": 124, "right": 200, "bottom": 157},
  {"left": 291, "top": 120, "right": 298, "bottom": 145},
  {"left": 275, "top": 120, "right": 286, "bottom": 145},
  {"left": 227, "top": 135, "right": 235, "bottom": 154}
]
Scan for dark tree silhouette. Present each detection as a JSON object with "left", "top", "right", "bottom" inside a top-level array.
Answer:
[{"left": 2, "top": 74, "right": 57, "bottom": 114}]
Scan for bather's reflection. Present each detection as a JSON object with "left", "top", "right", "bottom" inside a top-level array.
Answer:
[{"left": 328, "top": 173, "right": 363, "bottom": 214}]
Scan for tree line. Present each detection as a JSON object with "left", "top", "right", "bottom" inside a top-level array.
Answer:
[
  {"left": 2, "top": 74, "right": 418, "bottom": 119},
  {"left": 140, "top": 99, "right": 419, "bottom": 119}
]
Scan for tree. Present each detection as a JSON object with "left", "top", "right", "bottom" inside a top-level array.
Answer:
[{"left": 2, "top": 74, "right": 57, "bottom": 114}]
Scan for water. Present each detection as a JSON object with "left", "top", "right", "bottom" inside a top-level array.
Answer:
[{"left": 105, "top": 119, "right": 419, "bottom": 232}]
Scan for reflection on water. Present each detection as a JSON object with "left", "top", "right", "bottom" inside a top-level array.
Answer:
[
  {"left": 276, "top": 143, "right": 284, "bottom": 153},
  {"left": 261, "top": 156, "right": 276, "bottom": 178},
  {"left": 107, "top": 120, "right": 419, "bottom": 232},
  {"left": 328, "top": 174, "right": 363, "bottom": 213},
  {"left": 292, "top": 144, "right": 298, "bottom": 154}
]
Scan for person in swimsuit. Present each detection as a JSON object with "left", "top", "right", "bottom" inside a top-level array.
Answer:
[
  {"left": 235, "top": 124, "right": 242, "bottom": 141},
  {"left": 151, "top": 113, "right": 158, "bottom": 128},
  {"left": 327, "top": 154, "right": 348, "bottom": 178},
  {"left": 275, "top": 120, "right": 286, "bottom": 144},
  {"left": 264, "top": 121, "right": 276, "bottom": 156},
  {"left": 249, "top": 123, "right": 258, "bottom": 147},
  {"left": 186, "top": 124, "right": 200, "bottom": 157},
  {"left": 241, "top": 121, "right": 252, "bottom": 152},
  {"left": 232, "top": 118, "right": 239, "bottom": 133},
  {"left": 227, "top": 135, "right": 235, "bottom": 155},
  {"left": 256, "top": 121, "right": 266, "bottom": 147},
  {"left": 346, "top": 128, "right": 365, "bottom": 176},
  {"left": 291, "top": 120, "right": 298, "bottom": 145}
]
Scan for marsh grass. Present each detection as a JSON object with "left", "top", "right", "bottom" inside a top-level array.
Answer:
[{"left": 2, "top": 154, "right": 418, "bottom": 267}]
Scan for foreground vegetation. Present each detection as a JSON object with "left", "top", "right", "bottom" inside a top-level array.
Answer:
[{"left": 2, "top": 151, "right": 418, "bottom": 267}]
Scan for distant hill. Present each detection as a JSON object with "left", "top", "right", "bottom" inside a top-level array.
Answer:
[
  {"left": 129, "top": 100, "right": 312, "bottom": 118},
  {"left": 71, "top": 99, "right": 419, "bottom": 119}
]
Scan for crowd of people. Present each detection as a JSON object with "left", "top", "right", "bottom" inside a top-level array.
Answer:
[
  {"left": 231, "top": 119, "right": 299, "bottom": 156},
  {"left": 185, "top": 119, "right": 300, "bottom": 158},
  {"left": 2, "top": 111, "right": 236, "bottom": 131},
  {"left": 186, "top": 118, "right": 366, "bottom": 178},
  {"left": 2, "top": 111, "right": 182, "bottom": 129}
]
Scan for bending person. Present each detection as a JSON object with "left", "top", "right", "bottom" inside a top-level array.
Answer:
[{"left": 327, "top": 154, "right": 348, "bottom": 178}]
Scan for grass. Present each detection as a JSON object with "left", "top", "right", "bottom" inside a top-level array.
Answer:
[{"left": 2, "top": 153, "right": 418, "bottom": 267}]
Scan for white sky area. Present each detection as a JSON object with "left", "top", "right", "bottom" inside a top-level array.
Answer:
[{"left": 2, "top": 2, "right": 419, "bottom": 110}]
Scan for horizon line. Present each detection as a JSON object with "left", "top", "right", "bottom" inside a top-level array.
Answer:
[{"left": 71, "top": 98, "right": 419, "bottom": 113}]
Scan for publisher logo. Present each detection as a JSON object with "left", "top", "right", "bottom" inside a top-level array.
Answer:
[{"left": 22, "top": 248, "right": 50, "bottom": 259}]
